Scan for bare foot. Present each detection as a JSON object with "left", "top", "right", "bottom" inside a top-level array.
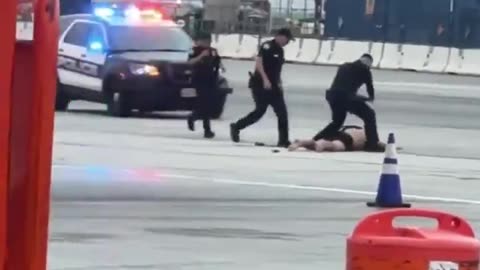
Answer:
[{"left": 288, "top": 141, "right": 301, "bottom": 151}]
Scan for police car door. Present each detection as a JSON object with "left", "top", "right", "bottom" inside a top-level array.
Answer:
[
  {"left": 58, "top": 20, "right": 106, "bottom": 92},
  {"left": 83, "top": 22, "right": 108, "bottom": 92},
  {"left": 58, "top": 20, "right": 92, "bottom": 90}
]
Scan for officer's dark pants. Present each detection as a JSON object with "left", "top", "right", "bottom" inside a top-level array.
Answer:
[
  {"left": 313, "top": 95, "right": 379, "bottom": 146},
  {"left": 235, "top": 84, "right": 289, "bottom": 143},
  {"left": 190, "top": 84, "right": 214, "bottom": 132}
]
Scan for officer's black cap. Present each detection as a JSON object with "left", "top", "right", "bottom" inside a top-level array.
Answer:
[
  {"left": 276, "top": 28, "right": 295, "bottom": 41},
  {"left": 194, "top": 31, "right": 212, "bottom": 41},
  {"left": 361, "top": 53, "right": 373, "bottom": 61}
]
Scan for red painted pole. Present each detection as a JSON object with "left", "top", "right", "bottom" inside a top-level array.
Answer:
[
  {"left": 7, "top": 0, "right": 59, "bottom": 269},
  {"left": 0, "top": 0, "right": 17, "bottom": 267}
]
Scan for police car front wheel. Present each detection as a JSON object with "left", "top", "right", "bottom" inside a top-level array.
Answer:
[
  {"left": 55, "top": 82, "right": 70, "bottom": 111},
  {"left": 107, "top": 92, "right": 132, "bottom": 117}
]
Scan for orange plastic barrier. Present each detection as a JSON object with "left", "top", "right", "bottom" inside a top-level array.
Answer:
[{"left": 347, "top": 209, "right": 480, "bottom": 270}]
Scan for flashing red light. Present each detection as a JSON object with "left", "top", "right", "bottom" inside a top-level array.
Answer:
[
  {"left": 94, "top": 2, "right": 170, "bottom": 21},
  {"left": 138, "top": 1, "right": 171, "bottom": 19},
  {"left": 124, "top": 5, "right": 163, "bottom": 20},
  {"left": 139, "top": 8, "right": 163, "bottom": 20}
]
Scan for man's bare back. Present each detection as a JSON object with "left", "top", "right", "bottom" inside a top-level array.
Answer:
[{"left": 289, "top": 127, "right": 385, "bottom": 153}]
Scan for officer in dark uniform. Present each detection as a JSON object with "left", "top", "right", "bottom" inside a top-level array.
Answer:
[
  {"left": 187, "top": 32, "right": 221, "bottom": 139},
  {"left": 230, "top": 28, "right": 293, "bottom": 148},
  {"left": 313, "top": 53, "right": 383, "bottom": 151}
]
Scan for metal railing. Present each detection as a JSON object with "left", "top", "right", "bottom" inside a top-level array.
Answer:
[
  {"left": 179, "top": 5, "right": 317, "bottom": 37},
  {"left": 183, "top": 1, "right": 480, "bottom": 50}
]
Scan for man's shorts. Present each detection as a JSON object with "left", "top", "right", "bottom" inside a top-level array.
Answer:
[
  {"left": 331, "top": 132, "right": 354, "bottom": 151},
  {"left": 325, "top": 125, "right": 361, "bottom": 151}
]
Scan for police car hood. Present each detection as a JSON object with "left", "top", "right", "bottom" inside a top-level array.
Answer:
[{"left": 112, "top": 51, "right": 190, "bottom": 63}]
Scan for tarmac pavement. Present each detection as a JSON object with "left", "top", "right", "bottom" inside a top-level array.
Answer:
[{"left": 49, "top": 61, "right": 480, "bottom": 269}]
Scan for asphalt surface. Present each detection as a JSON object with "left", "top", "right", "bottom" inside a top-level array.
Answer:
[{"left": 49, "top": 61, "right": 480, "bottom": 269}]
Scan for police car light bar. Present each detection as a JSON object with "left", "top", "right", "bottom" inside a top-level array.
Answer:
[
  {"left": 93, "top": 7, "right": 115, "bottom": 17},
  {"left": 93, "top": 4, "right": 163, "bottom": 20}
]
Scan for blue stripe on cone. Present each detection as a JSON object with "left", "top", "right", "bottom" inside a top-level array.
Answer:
[
  {"left": 367, "top": 173, "right": 410, "bottom": 208},
  {"left": 375, "top": 174, "right": 403, "bottom": 206},
  {"left": 388, "top": 133, "right": 395, "bottom": 144},
  {"left": 383, "top": 158, "right": 397, "bottom": 164}
]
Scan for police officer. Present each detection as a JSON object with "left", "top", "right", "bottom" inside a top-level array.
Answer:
[
  {"left": 313, "top": 53, "right": 382, "bottom": 151},
  {"left": 187, "top": 31, "right": 222, "bottom": 139},
  {"left": 230, "top": 28, "right": 293, "bottom": 148}
]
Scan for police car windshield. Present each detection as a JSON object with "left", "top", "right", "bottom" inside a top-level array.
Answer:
[{"left": 108, "top": 26, "right": 192, "bottom": 52}]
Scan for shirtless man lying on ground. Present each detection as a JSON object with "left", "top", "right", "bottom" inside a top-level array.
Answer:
[{"left": 288, "top": 125, "right": 386, "bottom": 152}]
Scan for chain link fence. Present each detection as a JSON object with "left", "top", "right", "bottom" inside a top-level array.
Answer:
[
  {"left": 44, "top": 0, "right": 480, "bottom": 49},
  {"left": 179, "top": 4, "right": 318, "bottom": 38},
  {"left": 182, "top": 0, "right": 480, "bottom": 49}
]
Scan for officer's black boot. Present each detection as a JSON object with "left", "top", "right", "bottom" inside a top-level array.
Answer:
[
  {"left": 277, "top": 140, "right": 291, "bottom": 148},
  {"left": 277, "top": 114, "right": 290, "bottom": 148},
  {"left": 230, "top": 123, "right": 240, "bottom": 143},
  {"left": 365, "top": 144, "right": 383, "bottom": 152},
  {"left": 203, "top": 119, "right": 215, "bottom": 139},
  {"left": 277, "top": 133, "right": 291, "bottom": 148},
  {"left": 363, "top": 110, "right": 382, "bottom": 152},
  {"left": 187, "top": 114, "right": 195, "bottom": 131},
  {"left": 204, "top": 130, "right": 215, "bottom": 139}
]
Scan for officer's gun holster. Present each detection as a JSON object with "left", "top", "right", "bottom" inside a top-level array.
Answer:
[{"left": 248, "top": 71, "right": 262, "bottom": 89}]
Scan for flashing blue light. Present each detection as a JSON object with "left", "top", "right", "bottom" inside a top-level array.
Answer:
[
  {"left": 92, "top": 3, "right": 166, "bottom": 22},
  {"left": 89, "top": 41, "right": 103, "bottom": 51},
  {"left": 94, "top": 7, "right": 114, "bottom": 17},
  {"left": 84, "top": 165, "right": 111, "bottom": 179}
]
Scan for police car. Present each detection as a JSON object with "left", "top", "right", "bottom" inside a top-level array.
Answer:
[{"left": 56, "top": 3, "right": 232, "bottom": 118}]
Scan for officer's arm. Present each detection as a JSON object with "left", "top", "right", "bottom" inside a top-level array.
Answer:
[
  {"left": 188, "top": 49, "right": 208, "bottom": 65},
  {"left": 255, "top": 57, "right": 270, "bottom": 83},
  {"left": 255, "top": 44, "right": 270, "bottom": 83},
  {"left": 365, "top": 69, "right": 375, "bottom": 100},
  {"left": 215, "top": 50, "right": 226, "bottom": 72},
  {"left": 220, "top": 59, "right": 226, "bottom": 72},
  {"left": 188, "top": 54, "right": 205, "bottom": 65}
]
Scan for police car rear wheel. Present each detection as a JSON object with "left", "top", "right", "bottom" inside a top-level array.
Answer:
[{"left": 107, "top": 92, "right": 132, "bottom": 117}]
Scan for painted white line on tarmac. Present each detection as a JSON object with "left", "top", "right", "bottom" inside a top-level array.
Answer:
[
  {"left": 376, "top": 81, "right": 480, "bottom": 91},
  {"left": 162, "top": 173, "right": 480, "bottom": 205},
  {"left": 53, "top": 164, "right": 480, "bottom": 205}
]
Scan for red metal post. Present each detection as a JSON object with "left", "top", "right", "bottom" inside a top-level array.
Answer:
[
  {"left": 7, "top": 0, "right": 59, "bottom": 269},
  {"left": 0, "top": 0, "right": 18, "bottom": 267}
]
